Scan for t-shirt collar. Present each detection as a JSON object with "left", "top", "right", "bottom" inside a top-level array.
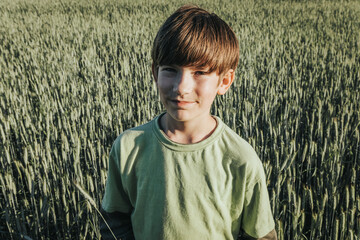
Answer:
[{"left": 152, "top": 112, "right": 225, "bottom": 152}]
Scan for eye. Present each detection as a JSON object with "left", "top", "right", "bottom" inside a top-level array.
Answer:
[
  {"left": 162, "top": 67, "right": 176, "bottom": 73},
  {"left": 195, "top": 71, "right": 205, "bottom": 75}
]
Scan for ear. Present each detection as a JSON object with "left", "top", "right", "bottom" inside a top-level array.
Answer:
[
  {"left": 217, "top": 69, "right": 235, "bottom": 95},
  {"left": 152, "top": 63, "right": 158, "bottom": 83}
]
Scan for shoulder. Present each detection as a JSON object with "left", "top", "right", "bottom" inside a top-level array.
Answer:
[
  {"left": 107, "top": 119, "right": 157, "bottom": 173},
  {"left": 111, "top": 119, "right": 155, "bottom": 153},
  {"left": 220, "top": 125, "right": 261, "bottom": 165},
  {"left": 218, "top": 124, "right": 265, "bottom": 182},
  {"left": 116, "top": 119, "right": 154, "bottom": 142}
]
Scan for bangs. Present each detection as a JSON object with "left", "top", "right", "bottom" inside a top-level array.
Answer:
[{"left": 152, "top": 5, "right": 239, "bottom": 75}]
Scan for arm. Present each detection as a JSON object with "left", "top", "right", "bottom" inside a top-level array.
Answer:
[
  {"left": 240, "top": 161, "right": 276, "bottom": 239},
  {"left": 101, "top": 138, "right": 135, "bottom": 240},
  {"left": 100, "top": 207, "right": 135, "bottom": 240},
  {"left": 239, "top": 228, "right": 277, "bottom": 240}
]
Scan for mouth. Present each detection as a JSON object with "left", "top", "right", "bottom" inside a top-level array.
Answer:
[{"left": 170, "top": 99, "right": 196, "bottom": 107}]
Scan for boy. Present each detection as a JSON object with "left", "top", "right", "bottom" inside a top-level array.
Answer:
[{"left": 100, "top": 5, "right": 276, "bottom": 240}]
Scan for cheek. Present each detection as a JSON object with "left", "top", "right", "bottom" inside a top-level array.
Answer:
[
  {"left": 157, "top": 79, "right": 173, "bottom": 98},
  {"left": 197, "top": 83, "right": 218, "bottom": 99},
  {"left": 157, "top": 76, "right": 172, "bottom": 89},
  {"left": 157, "top": 83, "right": 168, "bottom": 95}
]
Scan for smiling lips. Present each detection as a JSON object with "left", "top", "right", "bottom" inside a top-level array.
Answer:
[{"left": 170, "top": 99, "right": 196, "bottom": 108}]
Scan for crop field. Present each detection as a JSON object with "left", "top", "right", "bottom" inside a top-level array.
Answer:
[{"left": 0, "top": 0, "right": 359, "bottom": 239}]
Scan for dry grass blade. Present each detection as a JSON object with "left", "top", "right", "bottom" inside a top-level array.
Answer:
[{"left": 73, "top": 181, "right": 117, "bottom": 240}]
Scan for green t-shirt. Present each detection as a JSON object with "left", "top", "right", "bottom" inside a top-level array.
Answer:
[{"left": 102, "top": 114, "right": 275, "bottom": 239}]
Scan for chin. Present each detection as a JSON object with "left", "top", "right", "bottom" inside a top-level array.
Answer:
[{"left": 167, "top": 110, "right": 194, "bottom": 122}]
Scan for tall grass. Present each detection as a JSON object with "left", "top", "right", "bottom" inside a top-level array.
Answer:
[{"left": 0, "top": 0, "right": 359, "bottom": 239}]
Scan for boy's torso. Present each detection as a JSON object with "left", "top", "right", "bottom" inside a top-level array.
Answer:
[{"left": 103, "top": 114, "right": 271, "bottom": 240}]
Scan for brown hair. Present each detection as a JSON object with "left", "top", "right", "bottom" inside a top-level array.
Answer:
[{"left": 151, "top": 5, "right": 239, "bottom": 75}]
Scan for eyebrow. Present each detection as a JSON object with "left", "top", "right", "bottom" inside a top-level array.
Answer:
[
  {"left": 160, "top": 65, "right": 213, "bottom": 73},
  {"left": 188, "top": 65, "right": 212, "bottom": 72}
]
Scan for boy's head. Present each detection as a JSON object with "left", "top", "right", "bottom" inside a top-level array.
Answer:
[{"left": 151, "top": 5, "right": 239, "bottom": 76}]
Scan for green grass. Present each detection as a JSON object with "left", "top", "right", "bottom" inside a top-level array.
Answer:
[{"left": 0, "top": 0, "right": 359, "bottom": 239}]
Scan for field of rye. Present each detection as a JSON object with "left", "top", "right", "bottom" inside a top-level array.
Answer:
[{"left": 0, "top": 0, "right": 359, "bottom": 239}]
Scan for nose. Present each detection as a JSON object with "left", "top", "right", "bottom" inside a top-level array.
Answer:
[{"left": 173, "top": 70, "right": 193, "bottom": 96}]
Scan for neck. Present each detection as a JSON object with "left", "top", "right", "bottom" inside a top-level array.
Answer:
[{"left": 159, "top": 113, "right": 217, "bottom": 144}]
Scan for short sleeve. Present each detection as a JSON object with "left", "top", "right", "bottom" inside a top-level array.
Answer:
[
  {"left": 101, "top": 141, "right": 133, "bottom": 214},
  {"left": 241, "top": 167, "right": 275, "bottom": 238}
]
